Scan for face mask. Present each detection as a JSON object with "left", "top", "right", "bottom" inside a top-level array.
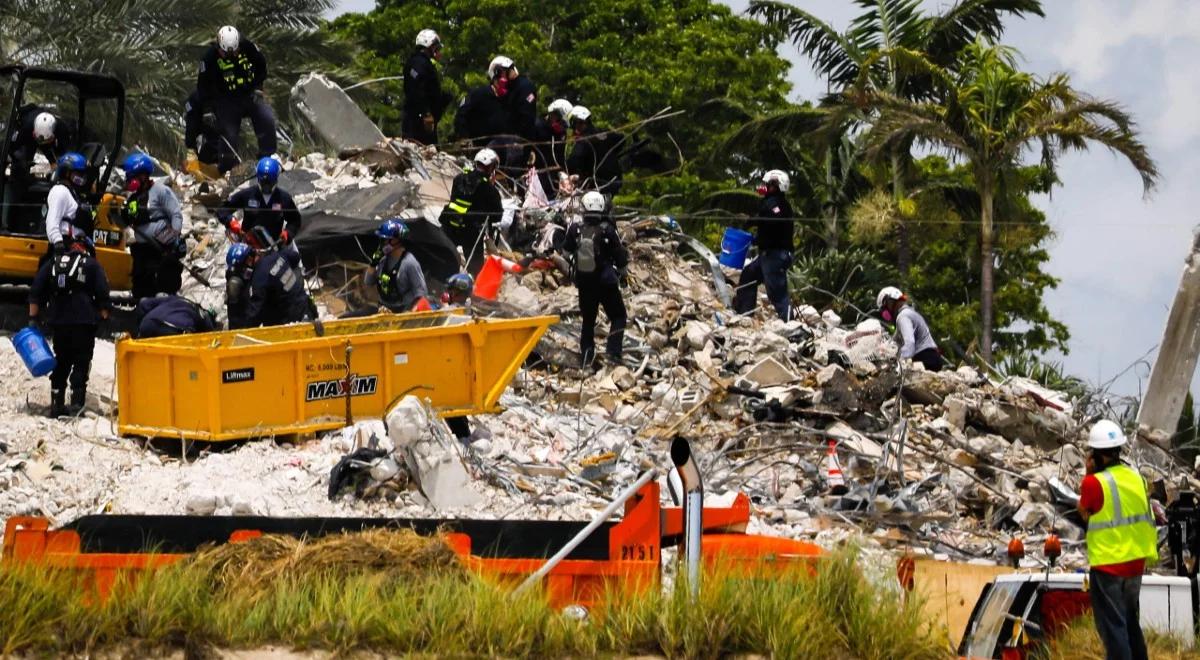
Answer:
[
  {"left": 381, "top": 242, "right": 394, "bottom": 255},
  {"left": 755, "top": 184, "right": 769, "bottom": 196},
  {"left": 881, "top": 309, "right": 893, "bottom": 323},
  {"left": 68, "top": 172, "right": 87, "bottom": 188},
  {"left": 259, "top": 180, "right": 275, "bottom": 196},
  {"left": 494, "top": 77, "right": 509, "bottom": 97},
  {"left": 126, "top": 178, "right": 142, "bottom": 194},
  {"left": 550, "top": 118, "right": 564, "bottom": 136}
]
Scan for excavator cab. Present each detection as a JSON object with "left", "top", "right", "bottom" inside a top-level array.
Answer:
[{"left": 0, "top": 65, "right": 131, "bottom": 289}]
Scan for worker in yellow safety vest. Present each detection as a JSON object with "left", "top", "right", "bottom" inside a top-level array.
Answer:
[{"left": 1077, "top": 419, "right": 1159, "bottom": 660}]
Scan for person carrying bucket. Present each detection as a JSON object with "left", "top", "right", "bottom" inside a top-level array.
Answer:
[
  {"left": 27, "top": 239, "right": 111, "bottom": 417},
  {"left": 732, "top": 170, "right": 794, "bottom": 321}
]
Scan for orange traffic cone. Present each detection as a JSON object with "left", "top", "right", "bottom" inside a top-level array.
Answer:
[
  {"left": 823, "top": 440, "right": 847, "bottom": 494},
  {"left": 411, "top": 297, "right": 433, "bottom": 312}
]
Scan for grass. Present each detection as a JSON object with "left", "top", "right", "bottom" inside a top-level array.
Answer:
[
  {"left": 0, "top": 532, "right": 951, "bottom": 658},
  {"left": 1042, "top": 618, "right": 1200, "bottom": 660}
]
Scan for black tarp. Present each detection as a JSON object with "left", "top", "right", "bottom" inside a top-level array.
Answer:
[{"left": 294, "top": 180, "right": 460, "bottom": 284}]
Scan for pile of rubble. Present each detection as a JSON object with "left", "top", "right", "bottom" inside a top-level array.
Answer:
[{"left": 0, "top": 86, "right": 1194, "bottom": 573}]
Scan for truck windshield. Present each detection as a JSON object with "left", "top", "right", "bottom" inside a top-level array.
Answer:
[{"left": 962, "top": 580, "right": 1024, "bottom": 659}]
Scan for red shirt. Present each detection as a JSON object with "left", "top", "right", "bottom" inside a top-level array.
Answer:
[{"left": 1080, "top": 473, "right": 1146, "bottom": 577}]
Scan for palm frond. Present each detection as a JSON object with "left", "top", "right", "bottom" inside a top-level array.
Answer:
[
  {"left": 748, "top": 0, "right": 859, "bottom": 87},
  {"left": 925, "top": 0, "right": 1044, "bottom": 64}
]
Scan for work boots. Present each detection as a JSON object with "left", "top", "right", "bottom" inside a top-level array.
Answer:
[
  {"left": 67, "top": 390, "right": 87, "bottom": 416},
  {"left": 49, "top": 389, "right": 66, "bottom": 417}
]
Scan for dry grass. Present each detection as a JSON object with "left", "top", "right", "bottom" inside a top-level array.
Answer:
[
  {"left": 0, "top": 535, "right": 952, "bottom": 658},
  {"left": 1042, "top": 618, "right": 1200, "bottom": 659}
]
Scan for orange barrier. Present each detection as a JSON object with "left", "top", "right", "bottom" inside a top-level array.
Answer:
[{"left": 474, "top": 256, "right": 504, "bottom": 300}]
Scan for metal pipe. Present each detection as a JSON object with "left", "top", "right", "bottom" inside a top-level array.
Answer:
[
  {"left": 671, "top": 436, "right": 703, "bottom": 598},
  {"left": 512, "top": 469, "right": 657, "bottom": 597}
]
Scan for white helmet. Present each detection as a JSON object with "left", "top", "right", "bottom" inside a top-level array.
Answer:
[
  {"left": 487, "top": 55, "right": 514, "bottom": 80},
  {"left": 218, "top": 26, "right": 240, "bottom": 52},
  {"left": 581, "top": 191, "right": 606, "bottom": 213},
  {"left": 415, "top": 29, "right": 440, "bottom": 49},
  {"left": 876, "top": 286, "right": 904, "bottom": 309},
  {"left": 762, "top": 169, "right": 790, "bottom": 192},
  {"left": 1088, "top": 420, "right": 1128, "bottom": 449},
  {"left": 32, "top": 112, "right": 56, "bottom": 144},
  {"left": 567, "top": 105, "right": 591, "bottom": 123},
  {"left": 547, "top": 98, "right": 573, "bottom": 120},
  {"left": 474, "top": 148, "right": 499, "bottom": 169}
]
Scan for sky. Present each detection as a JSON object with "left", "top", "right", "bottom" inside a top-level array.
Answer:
[{"left": 330, "top": 1, "right": 1200, "bottom": 399}]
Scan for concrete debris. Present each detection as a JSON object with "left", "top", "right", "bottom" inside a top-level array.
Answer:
[
  {"left": 2, "top": 134, "right": 1197, "bottom": 576},
  {"left": 291, "top": 73, "right": 386, "bottom": 152}
]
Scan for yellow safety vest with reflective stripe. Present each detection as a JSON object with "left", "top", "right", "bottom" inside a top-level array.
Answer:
[
  {"left": 1086, "top": 463, "right": 1158, "bottom": 567},
  {"left": 217, "top": 53, "right": 255, "bottom": 93}
]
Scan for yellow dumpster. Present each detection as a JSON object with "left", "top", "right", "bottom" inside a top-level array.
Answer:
[{"left": 116, "top": 310, "right": 557, "bottom": 441}]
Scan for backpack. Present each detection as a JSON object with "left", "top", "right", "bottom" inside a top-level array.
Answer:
[
  {"left": 576, "top": 224, "right": 599, "bottom": 274},
  {"left": 52, "top": 252, "right": 88, "bottom": 293}
]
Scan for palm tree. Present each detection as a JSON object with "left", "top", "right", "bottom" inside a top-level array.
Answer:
[
  {"left": 746, "top": 0, "right": 1044, "bottom": 273},
  {"left": 0, "top": 0, "right": 346, "bottom": 158},
  {"left": 860, "top": 40, "right": 1157, "bottom": 364}
]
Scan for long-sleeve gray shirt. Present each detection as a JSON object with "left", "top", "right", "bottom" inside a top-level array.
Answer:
[
  {"left": 896, "top": 305, "right": 937, "bottom": 359},
  {"left": 365, "top": 250, "right": 427, "bottom": 312},
  {"left": 129, "top": 180, "right": 184, "bottom": 246}
]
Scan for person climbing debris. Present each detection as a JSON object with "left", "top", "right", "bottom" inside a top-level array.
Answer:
[
  {"left": 196, "top": 25, "right": 276, "bottom": 173},
  {"left": 876, "top": 286, "right": 943, "bottom": 372}
]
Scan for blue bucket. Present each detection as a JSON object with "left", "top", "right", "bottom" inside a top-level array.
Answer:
[
  {"left": 13, "top": 326, "right": 56, "bottom": 377},
  {"left": 718, "top": 227, "right": 753, "bottom": 269}
]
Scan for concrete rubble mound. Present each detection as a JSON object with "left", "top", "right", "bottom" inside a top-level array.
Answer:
[{"left": 0, "top": 138, "right": 1192, "bottom": 572}]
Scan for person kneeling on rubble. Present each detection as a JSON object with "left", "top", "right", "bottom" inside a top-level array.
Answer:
[
  {"left": 365, "top": 219, "right": 428, "bottom": 313},
  {"left": 564, "top": 191, "right": 628, "bottom": 368},
  {"left": 440, "top": 148, "right": 503, "bottom": 276},
  {"left": 135, "top": 294, "right": 218, "bottom": 338},
  {"left": 225, "top": 242, "right": 311, "bottom": 329},
  {"left": 876, "top": 286, "right": 943, "bottom": 372},
  {"left": 28, "top": 239, "right": 111, "bottom": 417}
]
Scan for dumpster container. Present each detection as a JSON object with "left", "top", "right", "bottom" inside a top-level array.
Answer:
[{"left": 116, "top": 310, "right": 556, "bottom": 441}]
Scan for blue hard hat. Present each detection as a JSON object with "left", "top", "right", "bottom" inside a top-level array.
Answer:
[
  {"left": 123, "top": 152, "right": 154, "bottom": 177},
  {"left": 57, "top": 152, "right": 87, "bottom": 172},
  {"left": 446, "top": 272, "right": 474, "bottom": 294},
  {"left": 226, "top": 243, "right": 253, "bottom": 268},
  {"left": 375, "top": 218, "right": 409, "bottom": 241},
  {"left": 255, "top": 156, "right": 280, "bottom": 185}
]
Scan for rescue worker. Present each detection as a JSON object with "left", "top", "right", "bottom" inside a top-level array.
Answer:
[
  {"left": 563, "top": 191, "right": 628, "bottom": 368},
  {"left": 224, "top": 243, "right": 255, "bottom": 329},
  {"left": 196, "top": 25, "right": 275, "bottom": 174},
  {"left": 402, "top": 29, "right": 451, "bottom": 145},
  {"left": 122, "top": 152, "right": 185, "bottom": 300},
  {"left": 566, "top": 106, "right": 625, "bottom": 196},
  {"left": 454, "top": 82, "right": 508, "bottom": 148},
  {"left": 488, "top": 56, "right": 537, "bottom": 142},
  {"left": 1077, "top": 420, "right": 1158, "bottom": 660},
  {"left": 44, "top": 152, "right": 94, "bottom": 258},
  {"left": 441, "top": 271, "right": 475, "bottom": 442},
  {"left": 217, "top": 157, "right": 300, "bottom": 248},
  {"left": 9, "top": 106, "right": 77, "bottom": 199},
  {"left": 135, "top": 295, "right": 217, "bottom": 338},
  {"left": 28, "top": 240, "right": 111, "bottom": 417},
  {"left": 876, "top": 286, "right": 943, "bottom": 372},
  {"left": 732, "top": 170, "right": 793, "bottom": 321},
  {"left": 531, "top": 99, "right": 573, "bottom": 200},
  {"left": 365, "top": 219, "right": 428, "bottom": 313},
  {"left": 183, "top": 90, "right": 220, "bottom": 166},
  {"left": 439, "top": 148, "right": 503, "bottom": 276},
  {"left": 226, "top": 242, "right": 311, "bottom": 329}
]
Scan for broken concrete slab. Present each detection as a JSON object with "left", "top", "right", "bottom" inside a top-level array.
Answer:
[
  {"left": 291, "top": 73, "right": 386, "bottom": 152},
  {"left": 813, "top": 364, "right": 859, "bottom": 411},
  {"left": 741, "top": 356, "right": 797, "bottom": 388}
]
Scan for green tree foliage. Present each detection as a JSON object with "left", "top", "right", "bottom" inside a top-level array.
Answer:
[
  {"left": 859, "top": 40, "right": 1157, "bottom": 364},
  {"left": 0, "top": 0, "right": 348, "bottom": 157},
  {"left": 329, "top": 0, "right": 793, "bottom": 210}
]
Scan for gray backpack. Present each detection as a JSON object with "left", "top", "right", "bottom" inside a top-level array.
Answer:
[{"left": 576, "top": 224, "right": 599, "bottom": 274}]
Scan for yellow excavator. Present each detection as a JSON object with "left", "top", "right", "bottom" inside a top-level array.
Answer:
[{"left": 0, "top": 65, "right": 132, "bottom": 290}]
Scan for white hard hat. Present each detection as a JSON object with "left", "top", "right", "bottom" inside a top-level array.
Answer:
[
  {"left": 547, "top": 98, "right": 573, "bottom": 120},
  {"left": 474, "top": 148, "right": 499, "bottom": 168},
  {"left": 762, "top": 169, "right": 790, "bottom": 192},
  {"left": 567, "top": 105, "right": 591, "bottom": 123},
  {"left": 876, "top": 286, "right": 904, "bottom": 309},
  {"left": 415, "top": 29, "right": 440, "bottom": 49},
  {"left": 218, "top": 25, "right": 240, "bottom": 52},
  {"left": 32, "top": 112, "right": 56, "bottom": 144},
  {"left": 1088, "top": 420, "right": 1128, "bottom": 449},
  {"left": 581, "top": 191, "right": 606, "bottom": 213},
  {"left": 488, "top": 55, "right": 514, "bottom": 80}
]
